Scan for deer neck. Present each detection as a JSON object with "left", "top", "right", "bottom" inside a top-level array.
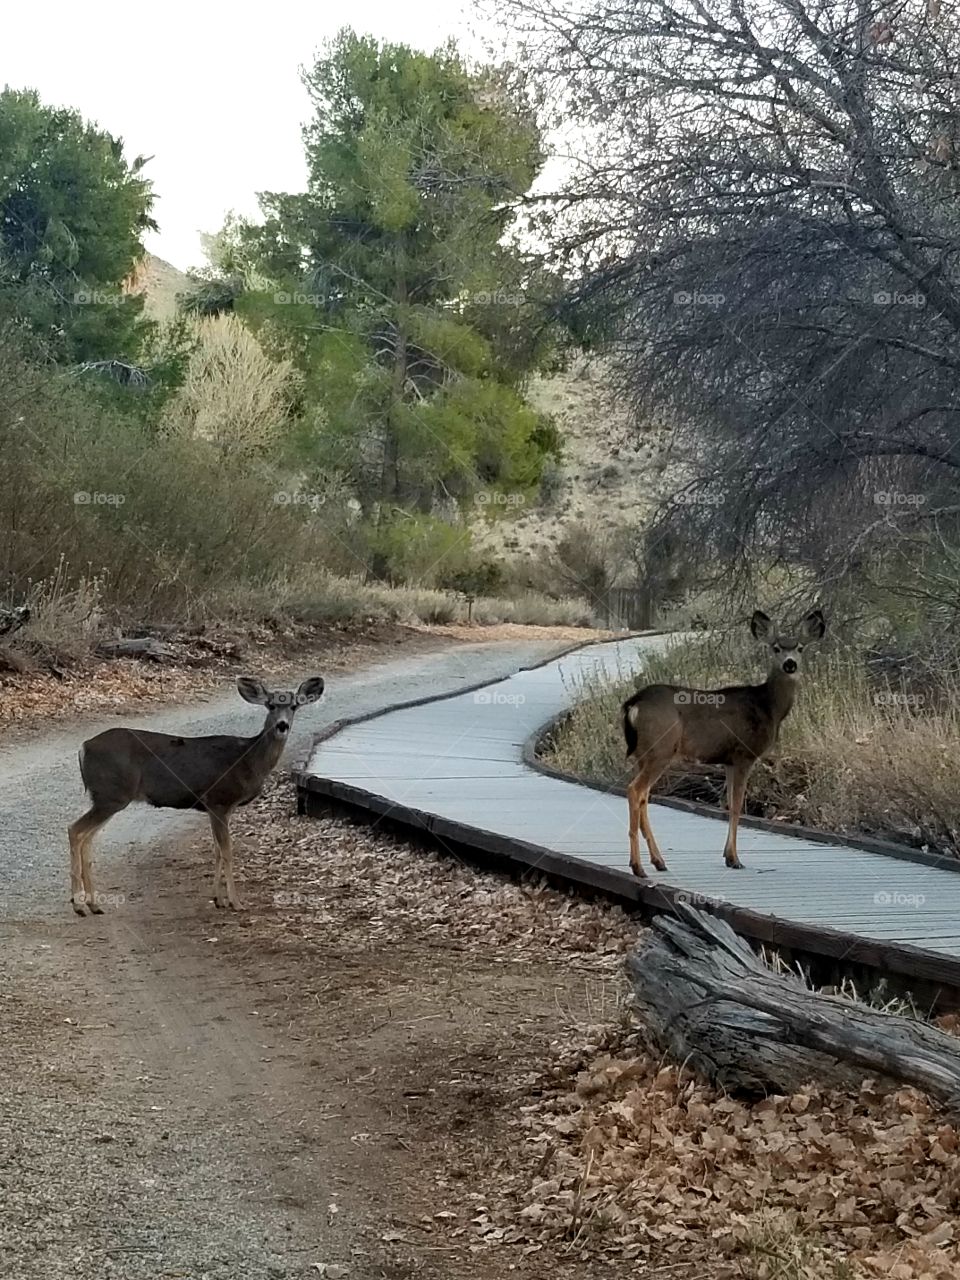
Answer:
[
  {"left": 246, "top": 728, "right": 286, "bottom": 778},
  {"left": 762, "top": 669, "right": 798, "bottom": 728}
]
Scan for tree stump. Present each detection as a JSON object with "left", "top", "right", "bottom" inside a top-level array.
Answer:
[{"left": 627, "top": 905, "right": 960, "bottom": 1111}]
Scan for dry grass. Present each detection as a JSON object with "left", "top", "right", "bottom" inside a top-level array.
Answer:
[
  {"left": 208, "top": 571, "right": 594, "bottom": 631},
  {"left": 546, "top": 630, "right": 960, "bottom": 855},
  {"left": 161, "top": 313, "right": 299, "bottom": 457},
  {"left": 4, "top": 561, "right": 105, "bottom": 669},
  {"left": 3, "top": 564, "right": 593, "bottom": 670}
]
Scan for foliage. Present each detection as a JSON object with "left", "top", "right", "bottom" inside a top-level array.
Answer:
[
  {"left": 0, "top": 87, "right": 155, "bottom": 363},
  {"left": 193, "top": 30, "right": 562, "bottom": 580},
  {"left": 0, "top": 327, "right": 589, "bottom": 639}
]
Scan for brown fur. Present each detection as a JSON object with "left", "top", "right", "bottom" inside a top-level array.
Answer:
[
  {"left": 622, "top": 611, "right": 825, "bottom": 875},
  {"left": 68, "top": 675, "right": 324, "bottom": 915}
]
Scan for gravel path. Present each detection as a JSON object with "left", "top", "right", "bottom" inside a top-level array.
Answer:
[{"left": 0, "top": 635, "right": 569, "bottom": 1280}]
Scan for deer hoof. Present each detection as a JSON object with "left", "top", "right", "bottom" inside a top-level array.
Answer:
[
  {"left": 725, "top": 858, "right": 744, "bottom": 870},
  {"left": 71, "top": 898, "right": 87, "bottom": 916},
  {"left": 88, "top": 900, "right": 105, "bottom": 915}
]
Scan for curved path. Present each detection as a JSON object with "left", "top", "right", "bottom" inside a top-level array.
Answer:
[{"left": 298, "top": 635, "right": 960, "bottom": 1003}]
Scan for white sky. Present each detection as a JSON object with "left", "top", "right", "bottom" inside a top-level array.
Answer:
[{"left": 3, "top": 0, "right": 478, "bottom": 272}]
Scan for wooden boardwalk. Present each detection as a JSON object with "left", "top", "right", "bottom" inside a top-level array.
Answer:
[{"left": 297, "top": 636, "right": 960, "bottom": 1002}]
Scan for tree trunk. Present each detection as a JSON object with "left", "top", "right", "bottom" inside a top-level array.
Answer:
[{"left": 627, "top": 905, "right": 960, "bottom": 1112}]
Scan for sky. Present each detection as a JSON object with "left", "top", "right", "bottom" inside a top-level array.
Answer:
[{"left": 3, "top": 0, "right": 478, "bottom": 272}]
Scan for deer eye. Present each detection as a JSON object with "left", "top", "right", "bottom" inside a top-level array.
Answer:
[
  {"left": 797, "top": 645, "right": 804, "bottom": 653},
  {"left": 772, "top": 645, "right": 781, "bottom": 654}
]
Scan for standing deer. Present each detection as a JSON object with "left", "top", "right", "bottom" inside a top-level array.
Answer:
[
  {"left": 68, "top": 675, "right": 325, "bottom": 915},
  {"left": 622, "top": 610, "right": 825, "bottom": 876}
]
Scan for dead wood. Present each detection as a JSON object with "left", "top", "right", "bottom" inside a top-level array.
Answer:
[
  {"left": 627, "top": 905, "right": 960, "bottom": 1110},
  {"left": 0, "top": 605, "right": 30, "bottom": 637},
  {"left": 97, "top": 637, "right": 174, "bottom": 662}
]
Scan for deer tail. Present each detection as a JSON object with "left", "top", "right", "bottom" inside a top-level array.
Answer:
[{"left": 622, "top": 696, "right": 639, "bottom": 759}]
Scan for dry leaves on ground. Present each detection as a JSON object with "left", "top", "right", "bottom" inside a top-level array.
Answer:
[
  {"left": 480, "top": 1032, "right": 960, "bottom": 1279},
  {"left": 0, "top": 661, "right": 215, "bottom": 725},
  {"left": 241, "top": 786, "right": 639, "bottom": 963}
]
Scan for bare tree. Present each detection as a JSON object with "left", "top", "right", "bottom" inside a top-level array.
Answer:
[{"left": 498, "top": 0, "right": 960, "bottom": 602}]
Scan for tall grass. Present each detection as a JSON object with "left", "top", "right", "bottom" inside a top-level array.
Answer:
[{"left": 547, "top": 628, "right": 960, "bottom": 854}]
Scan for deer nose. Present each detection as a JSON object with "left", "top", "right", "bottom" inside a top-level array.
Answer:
[
  {"left": 782, "top": 658, "right": 797, "bottom": 674},
  {"left": 276, "top": 721, "right": 290, "bottom": 734}
]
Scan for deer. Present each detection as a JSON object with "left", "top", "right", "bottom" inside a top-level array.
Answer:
[
  {"left": 68, "top": 675, "right": 325, "bottom": 915},
  {"left": 622, "top": 610, "right": 825, "bottom": 876}
]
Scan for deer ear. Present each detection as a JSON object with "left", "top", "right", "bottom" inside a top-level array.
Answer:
[
  {"left": 295, "top": 676, "right": 325, "bottom": 705},
  {"left": 800, "top": 609, "right": 826, "bottom": 641},
  {"left": 237, "top": 677, "right": 270, "bottom": 705},
  {"left": 750, "top": 610, "right": 774, "bottom": 641}
]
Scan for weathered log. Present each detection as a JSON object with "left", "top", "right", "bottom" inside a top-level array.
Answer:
[
  {"left": 97, "top": 637, "right": 173, "bottom": 662},
  {"left": 627, "top": 905, "right": 960, "bottom": 1111},
  {"left": 0, "top": 605, "right": 30, "bottom": 637}
]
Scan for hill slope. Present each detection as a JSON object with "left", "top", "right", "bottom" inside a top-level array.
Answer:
[
  {"left": 125, "top": 253, "right": 191, "bottom": 320},
  {"left": 473, "top": 358, "right": 677, "bottom": 567}
]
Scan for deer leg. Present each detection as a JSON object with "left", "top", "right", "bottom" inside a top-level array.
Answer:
[
  {"left": 627, "top": 776, "right": 645, "bottom": 877},
  {"left": 723, "top": 762, "right": 752, "bottom": 869},
  {"left": 627, "top": 756, "right": 671, "bottom": 875},
  {"left": 212, "top": 841, "right": 224, "bottom": 908},
  {"left": 209, "top": 808, "right": 242, "bottom": 910},
  {"left": 68, "top": 805, "right": 122, "bottom": 915},
  {"left": 638, "top": 791, "right": 668, "bottom": 872}
]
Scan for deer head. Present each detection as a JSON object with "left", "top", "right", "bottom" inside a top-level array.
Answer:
[{"left": 750, "top": 610, "right": 826, "bottom": 679}]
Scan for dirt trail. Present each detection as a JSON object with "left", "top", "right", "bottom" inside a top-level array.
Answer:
[{"left": 0, "top": 636, "right": 579, "bottom": 1280}]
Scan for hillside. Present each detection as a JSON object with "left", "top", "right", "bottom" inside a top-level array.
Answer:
[
  {"left": 124, "top": 253, "right": 191, "bottom": 320},
  {"left": 472, "top": 358, "right": 678, "bottom": 570}
]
